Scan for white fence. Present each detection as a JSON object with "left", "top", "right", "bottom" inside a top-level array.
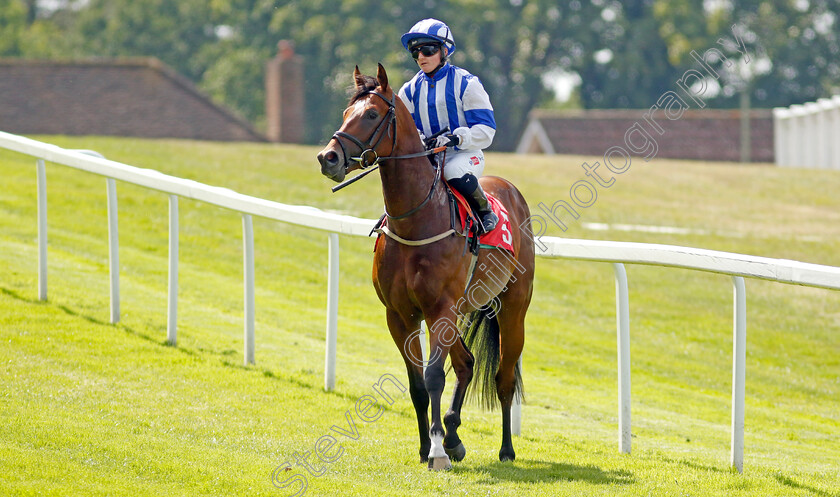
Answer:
[
  {"left": 3, "top": 130, "right": 840, "bottom": 473},
  {"left": 773, "top": 95, "right": 840, "bottom": 168}
]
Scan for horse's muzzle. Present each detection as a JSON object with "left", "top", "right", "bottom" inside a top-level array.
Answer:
[{"left": 316, "top": 144, "right": 346, "bottom": 182}]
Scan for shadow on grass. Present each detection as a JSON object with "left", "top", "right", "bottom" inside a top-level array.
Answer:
[
  {"left": 1, "top": 285, "right": 196, "bottom": 356},
  {"left": 221, "top": 358, "right": 416, "bottom": 419},
  {"left": 56, "top": 303, "right": 202, "bottom": 354},
  {"left": 467, "top": 459, "right": 635, "bottom": 485},
  {"left": 774, "top": 473, "right": 837, "bottom": 497},
  {"left": 3, "top": 285, "right": 426, "bottom": 422},
  {"left": 672, "top": 458, "right": 728, "bottom": 474},
  {"left": 1, "top": 286, "right": 48, "bottom": 305}
]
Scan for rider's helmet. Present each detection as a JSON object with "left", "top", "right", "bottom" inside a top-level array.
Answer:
[{"left": 400, "top": 18, "right": 456, "bottom": 57}]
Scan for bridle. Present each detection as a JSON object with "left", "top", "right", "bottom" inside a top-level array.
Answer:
[
  {"left": 330, "top": 89, "right": 443, "bottom": 220},
  {"left": 331, "top": 90, "right": 398, "bottom": 171}
]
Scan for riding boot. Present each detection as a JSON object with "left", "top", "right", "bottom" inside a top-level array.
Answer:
[{"left": 448, "top": 174, "right": 499, "bottom": 234}]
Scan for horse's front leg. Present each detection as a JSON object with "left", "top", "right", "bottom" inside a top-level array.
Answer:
[
  {"left": 424, "top": 307, "right": 460, "bottom": 471},
  {"left": 386, "top": 309, "right": 430, "bottom": 462},
  {"left": 442, "top": 336, "right": 473, "bottom": 462}
]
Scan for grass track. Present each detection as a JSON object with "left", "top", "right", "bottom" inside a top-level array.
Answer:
[{"left": 1, "top": 136, "right": 838, "bottom": 496}]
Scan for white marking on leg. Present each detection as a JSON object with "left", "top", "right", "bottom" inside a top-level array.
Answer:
[{"left": 429, "top": 433, "right": 446, "bottom": 459}]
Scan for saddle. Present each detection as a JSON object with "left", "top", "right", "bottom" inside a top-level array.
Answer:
[
  {"left": 370, "top": 180, "right": 513, "bottom": 255},
  {"left": 370, "top": 148, "right": 514, "bottom": 256}
]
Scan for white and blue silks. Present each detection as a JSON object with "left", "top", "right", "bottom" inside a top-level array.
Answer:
[{"left": 398, "top": 63, "right": 496, "bottom": 179}]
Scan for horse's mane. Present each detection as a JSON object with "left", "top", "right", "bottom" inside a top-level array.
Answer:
[{"left": 349, "top": 75, "right": 379, "bottom": 104}]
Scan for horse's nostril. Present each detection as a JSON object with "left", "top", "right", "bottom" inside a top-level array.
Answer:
[
  {"left": 317, "top": 150, "right": 339, "bottom": 170},
  {"left": 325, "top": 151, "right": 339, "bottom": 166}
]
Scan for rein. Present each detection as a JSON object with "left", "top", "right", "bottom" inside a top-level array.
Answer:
[{"left": 386, "top": 150, "right": 441, "bottom": 220}]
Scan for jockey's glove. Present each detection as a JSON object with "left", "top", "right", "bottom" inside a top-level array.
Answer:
[{"left": 435, "top": 133, "right": 461, "bottom": 149}]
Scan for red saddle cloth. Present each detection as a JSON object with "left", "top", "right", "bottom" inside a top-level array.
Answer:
[{"left": 450, "top": 187, "right": 515, "bottom": 254}]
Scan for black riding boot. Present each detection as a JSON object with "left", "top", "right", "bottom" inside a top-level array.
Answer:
[{"left": 448, "top": 173, "right": 499, "bottom": 234}]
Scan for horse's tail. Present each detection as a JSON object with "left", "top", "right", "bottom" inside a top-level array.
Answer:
[{"left": 461, "top": 306, "right": 523, "bottom": 410}]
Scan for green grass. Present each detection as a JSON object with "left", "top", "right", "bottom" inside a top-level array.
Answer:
[{"left": 1, "top": 136, "right": 838, "bottom": 496}]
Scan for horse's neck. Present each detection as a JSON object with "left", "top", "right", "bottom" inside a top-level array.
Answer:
[{"left": 380, "top": 156, "right": 449, "bottom": 237}]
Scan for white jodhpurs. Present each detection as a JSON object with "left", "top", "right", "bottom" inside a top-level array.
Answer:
[{"left": 442, "top": 149, "right": 485, "bottom": 181}]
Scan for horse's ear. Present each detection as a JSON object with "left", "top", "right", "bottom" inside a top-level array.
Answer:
[
  {"left": 376, "top": 63, "right": 389, "bottom": 92},
  {"left": 353, "top": 65, "right": 365, "bottom": 91}
]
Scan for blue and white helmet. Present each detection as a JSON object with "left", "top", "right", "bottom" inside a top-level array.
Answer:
[{"left": 401, "top": 18, "right": 456, "bottom": 56}]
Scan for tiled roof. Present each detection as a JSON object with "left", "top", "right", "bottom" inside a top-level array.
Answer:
[
  {"left": 518, "top": 108, "right": 774, "bottom": 162},
  {"left": 0, "top": 58, "right": 265, "bottom": 142}
]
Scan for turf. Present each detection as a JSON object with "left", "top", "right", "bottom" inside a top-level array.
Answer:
[{"left": 1, "top": 136, "right": 838, "bottom": 496}]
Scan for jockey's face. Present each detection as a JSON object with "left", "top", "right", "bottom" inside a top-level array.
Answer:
[{"left": 416, "top": 45, "right": 446, "bottom": 75}]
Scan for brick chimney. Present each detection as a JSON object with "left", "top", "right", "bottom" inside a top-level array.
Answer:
[{"left": 265, "top": 40, "right": 304, "bottom": 143}]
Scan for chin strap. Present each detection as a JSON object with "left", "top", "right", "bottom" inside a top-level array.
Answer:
[{"left": 426, "top": 61, "right": 446, "bottom": 78}]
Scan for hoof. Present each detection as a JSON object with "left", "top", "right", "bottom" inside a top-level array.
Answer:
[
  {"left": 428, "top": 455, "right": 452, "bottom": 471},
  {"left": 499, "top": 448, "right": 516, "bottom": 462},
  {"left": 419, "top": 444, "right": 430, "bottom": 463},
  {"left": 444, "top": 442, "right": 466, "bottom": 462}
]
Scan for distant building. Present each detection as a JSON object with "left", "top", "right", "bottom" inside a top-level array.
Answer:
[
  {"left": 0, "top": 57, "right": 265, "bottom": 142},
  {"left": 265, "top": 41, "right": 305, "bottom": 144},
  {"left": 516, "top": 108, "right": 774, "bottom": 163}
]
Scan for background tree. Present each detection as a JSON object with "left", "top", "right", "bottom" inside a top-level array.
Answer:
[
  {"left": 0, "top": 0, "right": 29, "bottom": 55},
  {"left": 573, "top": 0, "right": 683, "bottom": 108},
  {"left": 709, "top": 0, "right": 840, "bottom": 108},
  {"left": 440, "top": 0, "right": 585, "bottom": 150},
  {"left": 3, "top": 0, "right": 840, "bottom": 148},
  {"left": 72, "top": 0, "right": 221, "bottom": 81},
  {"left": 263, "top": 0, "right": 429, "bottom": 143}
]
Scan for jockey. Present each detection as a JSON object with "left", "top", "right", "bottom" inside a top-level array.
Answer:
[{"left": 398, "top": 18, "right": 499, "bottom": 234}]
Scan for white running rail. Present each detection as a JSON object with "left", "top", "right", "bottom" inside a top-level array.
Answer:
[{"left": 3, "top": 130, "right": 839, "bottom": 473}]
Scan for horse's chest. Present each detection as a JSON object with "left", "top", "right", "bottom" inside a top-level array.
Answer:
[{"left": 374, "top": 248, "right": 458, "bottom": 308}]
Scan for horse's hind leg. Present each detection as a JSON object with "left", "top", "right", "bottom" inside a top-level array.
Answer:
[
  {"left": 386, "top": 309, "right": 430, "bottom": 462},
  {"left": 443, "top": 335, "right": 474, "bottom": 462},
  {"left": 495, "top": 287, "right": 530, "bottom": 461},
  {"left": 494, "top": 317, "right": 523, "bottom": 461}
]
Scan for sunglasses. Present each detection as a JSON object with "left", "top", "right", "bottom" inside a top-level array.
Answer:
[{"left": 411, "top": 44, "right": 441, "bottom": 59}]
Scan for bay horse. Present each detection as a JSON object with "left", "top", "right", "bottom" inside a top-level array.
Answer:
[{"left": 317, "top": 64, "right": 535, "bottom": 470}]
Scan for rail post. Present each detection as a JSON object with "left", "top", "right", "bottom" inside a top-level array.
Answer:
[
  {"left": 106, "top": 178, "right": 120, "bottom": 323},
  {"left": 511, "top": 355, "right": 523, "bottom": 436},
  {"left": 731, "top": 276, "right": 747, "bottom": 473},
  {"left": 614, "top": 263, "right": 631, "bottom": 454},
  {"left": 243, "top": 214, "right": 255, "bottom": 365},
  {"left": 325, "top": 233, "right": 339, "bottom": 391},
  {"left": 167, "top": 195, "right": 179, "bottom": 345},
  {"left": 36, "top": 159, "right": 48, "bottom": 301}
]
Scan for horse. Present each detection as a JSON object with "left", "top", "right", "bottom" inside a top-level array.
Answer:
[{"left": 317, "top": 64, "right": 535, "bottom": 470}]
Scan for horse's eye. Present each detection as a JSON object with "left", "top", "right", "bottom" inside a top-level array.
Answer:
[{"left": 366, "top": 109, "right": 378, "bottom": 120}]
